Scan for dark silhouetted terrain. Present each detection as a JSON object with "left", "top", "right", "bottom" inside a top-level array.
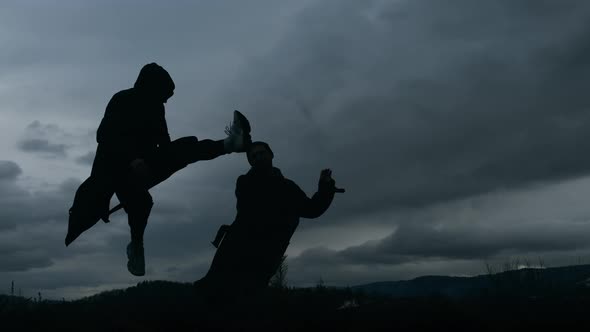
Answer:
[{"left": 3, "top": 265, "right": 590, "bottom": 331}]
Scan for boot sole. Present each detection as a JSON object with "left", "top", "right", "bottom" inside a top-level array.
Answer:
[
  {"left": 127, "top": 244, "right": 146, "bottom": 276},
  {"left": 127, "top": 261, "right": 145, "bottom": 276},
  {"left": 234, "top": 110, "right": 251, "bottom": 134}
]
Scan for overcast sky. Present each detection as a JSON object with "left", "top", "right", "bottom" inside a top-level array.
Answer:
[{"left": 2, "top": 0, "right": 590, "bottom": 300}]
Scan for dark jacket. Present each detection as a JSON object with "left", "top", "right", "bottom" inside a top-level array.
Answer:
[
  {"left": 202, "top": 166, "right": 335, "bottom": 293},
  {"left": 92, "top": 63, "right": 174, "bottom": 177}
]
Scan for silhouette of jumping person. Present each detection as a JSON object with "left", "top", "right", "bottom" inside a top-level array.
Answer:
[
  {"left": 196, "top": 141, "right": 343, "bottom": 299},
  {"left": 66, "top": 63, "right": 252, "bottom": 276}
]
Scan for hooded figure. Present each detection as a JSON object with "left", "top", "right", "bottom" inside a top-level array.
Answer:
[
  {"left": 94, "top": 63, "right": 174, "bottom": 171},
  {"left": 66, "top": 63, "right": 252, "bottom": 276}
]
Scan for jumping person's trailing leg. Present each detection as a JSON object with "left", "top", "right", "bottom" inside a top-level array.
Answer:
[{"left": 116, "top": 179, "right": 153, "bottom": 276}]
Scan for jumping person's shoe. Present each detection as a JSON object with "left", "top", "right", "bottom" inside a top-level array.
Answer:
[
  {"left": 224, "top": 110, "right": 252, "bottom": 153},
  {"left": 126, "top": 241, "right": 145, "bottom": 276}
]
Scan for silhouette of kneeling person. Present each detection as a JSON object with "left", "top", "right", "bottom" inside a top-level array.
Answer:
[
  {"left": 66, "top": 63, "right": 252, "bottom": 277},
  {"left": 197, "top": 141, "right": 343, "bottom": 299}
]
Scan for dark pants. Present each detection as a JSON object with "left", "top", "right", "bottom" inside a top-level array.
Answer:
[{"left": 113, "top": 136, "right": 226, "bottom": 242}]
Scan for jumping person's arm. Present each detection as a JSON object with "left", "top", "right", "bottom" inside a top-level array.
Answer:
[{"left": 156, "top": 107, "right": 171, "bottom": 147}]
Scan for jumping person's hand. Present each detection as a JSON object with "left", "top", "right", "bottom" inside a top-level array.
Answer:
[{"left": 318, "top": 169, "right": 345, "bottom": 194}]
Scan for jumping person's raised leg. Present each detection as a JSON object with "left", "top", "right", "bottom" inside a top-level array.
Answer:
[
  {"left": 183, "top": 109, "right": 252, "bottom": 162},
  {"left": 142, "top": 110, "right": 252, "bottom": 187}
]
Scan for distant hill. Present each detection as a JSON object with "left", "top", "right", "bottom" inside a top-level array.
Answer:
[{"left": 352, "top": 264, "right": 590, "bottom": 298}]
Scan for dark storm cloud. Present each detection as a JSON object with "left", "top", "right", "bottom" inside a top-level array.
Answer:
[
  {"left": 340, "top": 222, "right": 590, "bottom": 265},
  {"left": 0, "top": 161, "right": 22, "bottom": 180},
  {"left": 0, "top": 160, "right": 25, "bottom": 231},
  {"left": 216, "top": 0, "right": 590, "bottom": 223},
  {"left": 285, "top": 173, "right": 590, "bottom": 285},
  {"left": 16, "top": 121, "right": 72, "bottom": 157},
  {"left": 0, "top": 175, "right": 84, "bottom": 272},
  {"left": 0, "top": 0, "right": 313, "bottom": 124},
  {"left": 0, "top": 225, "right": 58, "bottom": 272},
  {"left": 286, "top": 220, "right": 590, "bottom": 285},
  {"left": 17, "top": 138, "right": 68, "bottom": 157},
  {"left": 0, "top": 246, "right": 53, "bottom": 272},
  {"left": 24, "top": 121, "right": 65, "bottom": 137}
]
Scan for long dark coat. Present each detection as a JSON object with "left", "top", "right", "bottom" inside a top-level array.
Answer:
[{"left": 200, "top": 166, "right": 335, "bottom": 295}]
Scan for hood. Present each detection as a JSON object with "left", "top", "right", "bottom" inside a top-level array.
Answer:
[{"left": 133, "top": 62, "right": 175, "bottom": 96}]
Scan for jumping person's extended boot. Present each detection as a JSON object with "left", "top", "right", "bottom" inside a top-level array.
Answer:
[{"left": 224, "top": 110, "right": 252, "bottom": 153}]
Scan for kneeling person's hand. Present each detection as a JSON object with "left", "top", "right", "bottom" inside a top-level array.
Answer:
[{"left": 318, "top": 169, "right": 345, "bottom": 194}]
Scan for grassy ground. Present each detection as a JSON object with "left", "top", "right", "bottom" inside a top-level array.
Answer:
[{"left": 2, "top": 279, "right": 590, "bottom": 331}]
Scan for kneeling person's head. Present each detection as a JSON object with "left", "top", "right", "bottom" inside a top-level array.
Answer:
[{"left": 247, "top": 141, "right": 274, "bottom": 170}]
